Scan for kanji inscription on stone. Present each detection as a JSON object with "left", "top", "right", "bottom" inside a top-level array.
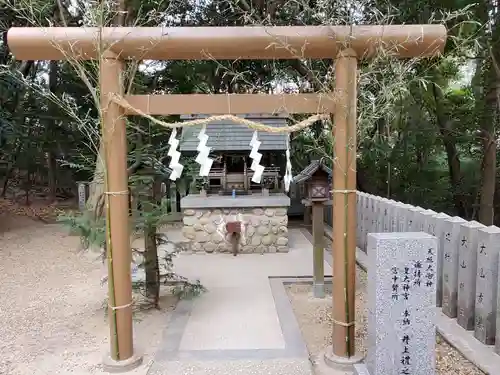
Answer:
[{"left": 366, "top": 232, "right": 437, "bottom": 375}]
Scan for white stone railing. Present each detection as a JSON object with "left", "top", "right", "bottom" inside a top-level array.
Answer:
[{"left": 354, "top": 192, "right": 500, "bottom": 354}]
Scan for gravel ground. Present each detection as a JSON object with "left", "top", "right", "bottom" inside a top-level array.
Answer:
[
  {"left": 0, "top": 215, "right": 176, "bottom": 375},
  {"left": 286, "top": 266, "right": 485, "bottom": 375}
]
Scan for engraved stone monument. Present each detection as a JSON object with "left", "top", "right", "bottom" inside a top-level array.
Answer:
[
  {"left": 415, "top": 209, "right": 436, "bottom": 233},
  {"left": 475, "top": 225, "right": 500, "bottom": 345},
  {"left": 376, "top": 198, "right": 388, "bottom": 233},
  {"left": 387, "top": 201, "right": 401, "bottom": 233},
  {"left": 357, "top": 192, "right": 365, "bottom": 249},
  {"left": 396, "top": 203, "right": 412, "bottom": 233},
  {"left": 441, "top": 216, "right": 467, "bottom": 318},
  {"left": 77, "top": 182, "right": 87, "bottom": 211},
  {"left": 430, "top": 212, "right": 450, "bottom": 307},
  {"left": 381, "top": 199, "right": 392, "bottom": 232},
  {"left": 405, "top": 206, "right": 424, "bottom": 232},
  {"left": 361, "top": 232, "right": 437, "bottom": 375},
  {"left": 457, "top": 220, "right": 485, "bottom": 330},
  {"left": 368, "top": 195, "right": 377, "bottom": 235},
  {"left": 362, "top": 193, "right": 372, "bottom": 251}
]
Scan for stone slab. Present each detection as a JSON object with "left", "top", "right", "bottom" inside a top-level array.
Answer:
[
  {"left": 441, "top": 216, "right": 467, "bottom": 318},
  {"left": 366, "top": 232, "right": 437, "bottom": 375},
  {"left": 326, "top": 224, "right": 500, "bottom": 375},
  {"left": 416, "top": 209, "right": 437, "bottom": 233},
  {"left": 357, "top": 193, "right": 364, "bottom": 250},
  {"left": 181, "top": 193, "right": 291, "bottom": 209},
  {"left": 474, "top": 226, "right": 500, "bottom": 345},
  {"left": 154, "top": 228, "right": 330, "bottom": 362},
  {"left": 362, "top": 194, "right": 372, "bottom": 251},
  {"left": 430, "top": 212, "right": 451, "bottom": 307},
  {"left": 457, "top": 221, "right": 485, "bottom": 330},
  {"left": 148, "top": 237, "right": 330, "bottom": 375},
  {"left": 353, "top": 363, "right": 371, "bottom": 375},
  {"left": 102, "top": 353, "right": 143, "bottom": 373},
  {"left": 436, "top": 307, "right": 500, "bottom": 375},
  {"left": 396, "top": 203, "right": 411, "bottom": 233},
  {"left": 362, "top": 195, "right": 372, "bottom": 240},
  {"left": 179, "top": 286, "right": 285, "bottom": 350},
  {"left": 386, "top": 201, "right": 401, "bottom": 233},
  {"left": 381, "top": 199, "right": 391, "bottom": 232},
  {"left": 77, "top": 182, "right": 87, "bottom": 211},
  {"left": 405, "top": 206, "right": 424, "bottom": 232},
  {"left": 148, "top": 358, "right": 313, "bottom": 375},
  {"left": 374, "top": 197, "right": 386, "bottom": 233},
  {"left": 368, "top": 196, "right": 378, "bottom": 235}
]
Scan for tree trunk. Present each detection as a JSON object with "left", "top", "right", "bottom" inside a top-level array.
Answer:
[
  {"left": 143, "top": 178, "right": 161, "bottom": 306},
  {"left": 477, "top": 3, "right": 500, "bottom": 225},
  {"left": 1, "top": 114, "right": 36, "bottom": 197},
  {"left": 46, "top": 152, "right": 58, "bottom": 200},
  {"left": 431, "top": 82, "right": 467, "bottom": 217},
  {"left": 46, "top": 60, "right": 59, "bottom": 201},
  {"left": 478, "top": 61, "right": 499, "bottom": 225},
  {"left": 478, "top": 127, "right": 497, "bottom": 225},
  {"left": 0, "top": 60, "right": 37, "bottom": 197}
]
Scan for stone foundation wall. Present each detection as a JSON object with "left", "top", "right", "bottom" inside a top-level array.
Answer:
[{"left": 181, "top": 207, "right": 289, "bottom": 253}]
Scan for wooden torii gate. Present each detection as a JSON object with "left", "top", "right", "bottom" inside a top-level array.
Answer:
[{"left": 7, "top": 25, "right": 446, "bottom": 370}]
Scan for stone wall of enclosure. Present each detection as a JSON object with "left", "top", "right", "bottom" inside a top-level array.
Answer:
[
  {"left": 181, "top": 207, "right": 289, "bottom": 254},
  {"left": 347, "top": 192, "right": 500, "bottom": 355}
]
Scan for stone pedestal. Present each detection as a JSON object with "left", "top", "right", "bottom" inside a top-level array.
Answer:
[
  {"left": 180, "top": 193, "right": 291, "bottom": 254},
  {"left": 102, "top": 353, "right": 143, "bottom": 373}
]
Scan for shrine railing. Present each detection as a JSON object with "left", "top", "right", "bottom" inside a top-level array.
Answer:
[{"left": 208, "top": 167, "right": 225, "bottom": 177}]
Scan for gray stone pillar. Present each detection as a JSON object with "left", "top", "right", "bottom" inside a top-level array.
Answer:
[
  {"left": 457, "top": 220, "right": 485, "bottom": 330},
  {"left": 366, "top": 232, "right": 437, "bottom": 375},
  {"left": 475, "top": 226, "right": 500, "bottom": 345},
  {"left": 77, "top": 182, "right": 88, "bottom": 211},
  {"left": 441, "top": 216, "right": 467, "bottom": 318}
]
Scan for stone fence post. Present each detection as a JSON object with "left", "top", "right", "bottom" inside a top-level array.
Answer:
[
  {"left": 354, "top": 194, "right": 500, "bottom": 355},
  {"left": 77, "top": 181, "right": 88, "bottom": 211}
]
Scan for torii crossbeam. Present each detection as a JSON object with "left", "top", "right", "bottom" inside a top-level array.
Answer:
[{"left": 7, "top": 24, "right": 446, "bottom": 372}]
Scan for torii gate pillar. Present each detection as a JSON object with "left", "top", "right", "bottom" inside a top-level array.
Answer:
[
  {"left": 100, "top": 51, "right": 143, "bottom": 371},
  {"left": 323, "top": 48, "right": 364, "bottom": 367}
]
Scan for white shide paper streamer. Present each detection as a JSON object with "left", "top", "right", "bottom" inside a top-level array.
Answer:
[
  {"left": 283, "top": 135, "right": 292, "bottom": 192},
  {"left": 195, "top": 125, "right": 214, "bottom": 177},
  {"left": 167, "top": 128, "right": 184, "bottom": 181},
  {"left": 249, "top": 131, "right": 264, "bottom": 183}
]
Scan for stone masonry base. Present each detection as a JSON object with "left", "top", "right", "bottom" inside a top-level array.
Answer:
[{"left": 181, "top": 207, "right": 289, "bottom": 254}]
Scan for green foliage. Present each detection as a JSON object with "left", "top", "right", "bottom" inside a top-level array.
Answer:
[
  {"left": 58, "top": 195, "right": 206, "bottom": 300},
  {"left": 58, "top": 210, "right": 106, "bottom": 250},
  {"left": 131, "top": 233, "right": 207, "bottom": 300},
  {"left": 1, "top": 0, "right": 499, "bottom": 226},
  {"left": 57, "top": 121, "right": 207, "bottom": 301}
]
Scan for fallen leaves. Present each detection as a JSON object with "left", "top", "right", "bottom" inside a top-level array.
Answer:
[{"left": 0, "top": 197, "right": 74, "bottom": 223}]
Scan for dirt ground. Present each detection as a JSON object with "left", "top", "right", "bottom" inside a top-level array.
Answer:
[
  {"left": 0, "top": 213, "right": 176, "bottom": 375},
  {"left": 286, "top": 266, "right": 485, "bottom": 375}
]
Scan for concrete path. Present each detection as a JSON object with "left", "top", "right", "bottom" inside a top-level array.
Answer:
[{"left": 148, "top": 228, "right": 332, "bottom": 375}]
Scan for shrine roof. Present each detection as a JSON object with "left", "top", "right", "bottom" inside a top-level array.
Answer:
[
  {"left": 293, "top": 159, "right": 332, "bottom": 184},
  {"left": 179, "top": 114, "right": 288, "bottom": 152}
]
